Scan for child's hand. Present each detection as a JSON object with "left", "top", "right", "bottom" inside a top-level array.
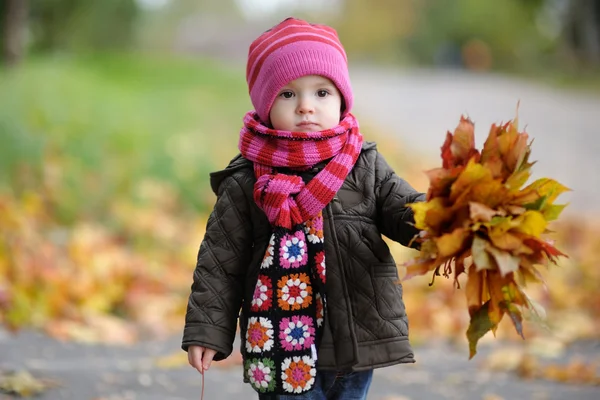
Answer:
[{"left": 188, "top": 345, "right": 217, "bottom": 374}]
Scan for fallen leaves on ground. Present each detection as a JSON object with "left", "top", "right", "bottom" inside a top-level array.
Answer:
[
  {"left": 536, "top": 358, "right": 600, "bottom": 385},
  {"left": 0, "top": 179, "right": 201, "bottom": 342},
  {"left": 485, "top": 348, "right": 600, "bottom": 386},
  {"left": 0, "top": 370, "right": 58, "bottom": 397},
  {"left": 154, "top": 351, "right": 189, "bottom": 370},
  {"left": 403, "top": 112, "right": 570, "bottom": 358},
  {"left": 482, "top": 395, "right": 504, "bottom": 400},
  {"left": 44, "top": 314, "right": 138, "bottom": 345}
]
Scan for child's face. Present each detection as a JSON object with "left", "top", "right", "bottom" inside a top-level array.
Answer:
[{"left": 269, "top": 75, "right": 342, "bottom": 132}]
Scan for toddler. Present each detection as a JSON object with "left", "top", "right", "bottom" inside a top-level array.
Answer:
[{"left": 182, "top": 17, "right": 425, "bottom": 400}]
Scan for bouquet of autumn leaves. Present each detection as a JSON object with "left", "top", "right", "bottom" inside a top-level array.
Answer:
[{"left": 405, "top": 114, "right": 569, "bottom": 358}]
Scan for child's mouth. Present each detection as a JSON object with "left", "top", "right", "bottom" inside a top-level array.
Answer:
[{"left": 297, "top": 121, "right": 319, "bottom": 129}]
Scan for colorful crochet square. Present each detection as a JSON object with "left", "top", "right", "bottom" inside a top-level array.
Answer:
[
  {"left": 278, "top": 315, "right": 315, "bottom": 351},
  {"left": 246, "top": 317, "right": 274, "bottom": 353},
  {"left": 279, "top": 230, "right": 307, "bottom": 268},
  {"left": 304, "top": 213, "right": 324, "bottom": 244},
  {"left": 314, "top": 251, "right": 326, "bottom": 283},
  {"left": 251, "top": 275, "right": 273, "bottom": 312},
  {"left": 261, "top": 234, "right": 275, "bottom": 269},
  {"left": 245, "top": 358, "right": 276, "bottom": 393},
  {"left": 277, "top": 273, "right": 313, "bottom": 311},
  {"left": 281, "top": 356, "right": 317, "bottom": 394}
]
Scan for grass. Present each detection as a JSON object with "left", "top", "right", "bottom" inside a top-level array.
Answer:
[{"left": 0, "top": 53, "right": 251, "bottom": 224}]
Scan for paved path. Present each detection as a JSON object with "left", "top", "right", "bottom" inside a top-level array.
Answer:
[
  {"left": 351, "top": 67, "right": 600, "bottom": 215},
  {"left": 1, "top": 330, "right": 599, "bottom": 400}
]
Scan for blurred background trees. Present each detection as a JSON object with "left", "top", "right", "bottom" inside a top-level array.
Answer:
[
  {"left": 1, "top": 0, "right": 600, "bottom": 73},
  {"left": 2, "top": 0, "right": 138, "bottom": 64},
  {"left": 1, "top": 0, "right": 28, "bottom": 65},
  {"left": 563, "top": 0, "right": 600, "bottom": 65}
]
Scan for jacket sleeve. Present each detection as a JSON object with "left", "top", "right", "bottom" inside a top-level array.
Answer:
[
  {"left": 374, "top": 151, "right": 426, "bottom": 248},
  {"left": 181, "top": 174, "right": 253, "bottom": 360}
]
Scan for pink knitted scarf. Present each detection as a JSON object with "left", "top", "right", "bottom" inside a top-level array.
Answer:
[{"left": 238, "top": 111, "right": 363, "bottom": 229}]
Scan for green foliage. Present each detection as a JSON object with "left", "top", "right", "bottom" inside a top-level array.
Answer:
[
  {"left": 406, "top": 0, "right": 553, "bottom": 70},
  {"left": 0, "top": 54, "right": 250, "bottom": 224},
  {"left": 333, "top": 0, "right": 557, "bottom": 72},
  {"left": 29, "top": 0, "right": 139, "bottom": 52}
]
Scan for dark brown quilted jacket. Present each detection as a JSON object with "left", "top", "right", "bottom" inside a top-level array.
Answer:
[{"left": 182, "top": 141, "right": 425, "bottom": 371}]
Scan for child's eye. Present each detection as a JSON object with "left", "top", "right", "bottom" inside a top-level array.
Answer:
[
  {"left": 317, "top": 90, "right": 329, "bottom": 98},
  {"left": 279, "top": 91, "right": 294, "bottom": 99}
]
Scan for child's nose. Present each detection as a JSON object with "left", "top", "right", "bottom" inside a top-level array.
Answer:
[{"left": 296, "top": 97, "right": 315, "bottom": 114}]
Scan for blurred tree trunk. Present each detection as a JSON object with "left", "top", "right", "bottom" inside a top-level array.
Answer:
[
  {"left": 2, "top": 0, "right": 28, "bottom": 67},
  {"left": 564, "top": 0, "right": 600, "bottom": 65}
]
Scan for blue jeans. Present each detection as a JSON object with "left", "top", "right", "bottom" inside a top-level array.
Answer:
[{"left": 257, "top": 370, "right": 373, "bottom": 400}]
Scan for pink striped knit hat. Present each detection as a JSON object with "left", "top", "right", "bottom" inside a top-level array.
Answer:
[{"left": 246, "top": 17, "right": 353, "bottom": 125}]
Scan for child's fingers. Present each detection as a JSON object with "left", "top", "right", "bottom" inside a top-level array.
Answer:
[
  {"left": 188, "top": 346, "right": 204, "bottom": 374},
  {"left": 202, "top": 348, "right": 217, "bottom": 371}
]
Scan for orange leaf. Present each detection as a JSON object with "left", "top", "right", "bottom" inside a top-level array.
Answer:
[
  {"left": 486, "top": 271, "right": 510, "bottom": 326},
  {"left": 511, "top": 187, "right": 542, "bottom": 206},
  {"left": 466, "top": 267, "right": 484, "bottom": 316},
  {"left": 424, "top": 203, "right": 455, "bottom": 235},
  {"left": 402, "top": 258, "right": 440, "bottom": 280},
  {"left": 504, "top": 129, "right": 530, "bottom": 173},
  {"left": 488, "top": 231, "right": 524, "bottom": 252},
  {"left": 435, "top": 228, "right": 470, "bottom": 258},
  {"left": 425, "top": 167, "right": 461, "bottom": 200},
  {"left": 441, "top": 116, "right": 480, "bottom": 169},
  {"left": 449, "top": 159, "right": 492, "bottom": 203},
  {"left": 481, "top": 123, "right": 501, "bottom": 154},
  {"left": 481, "top": 124, "right": 502, "bottom": 176},
  {"left": 463, "top": 179, "right": 508, "bottom": 209},
  {"left": 441, "top": 131, "right": 454, "bottom": 169}
]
